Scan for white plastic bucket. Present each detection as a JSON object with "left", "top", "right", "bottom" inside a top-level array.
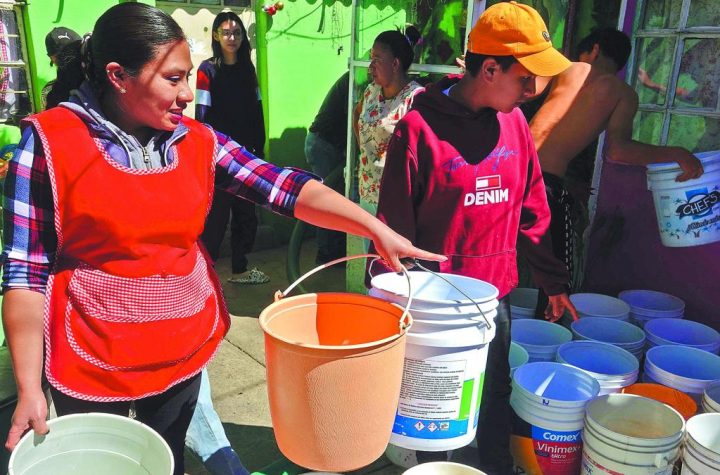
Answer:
[
  {"left": 681, "top": 413, "right": 720, "bottom": 474},
  {"left": 511, "top": 319, "right": 572, "bottom": 362},
  {"left": 618, "top": 290, "right": 685, "bottom": 328},
  {"left": 570, "top": 293, "right": 631, "bottom": 321},
  {"left": 644, "top": 345, "right": 720, "bottom": 401},
  {"left": 510, "top": 362, "right": 599, "bottom": 475},
  {"left": 647, "top": 150, "right": 720, "bottom": 247},
  {"left": 403, "top": 462, "right": 488, "bottom": 475},
  {"left": 8, "top": 413, "right": 173, "bottom": 475},
  {"left": 556, "top": 341, "right": 639, "bottom": 395},
  {"left": 509, "top": 341, "right": 529, "bottom": 377},
  {"left": 370, "top": 271, "right": 498, "bottom": 310},
  {"left": 570, "top": 317, "right": 646, "bottom": 361},
  {"left": 509, "top": 288, "right": 538, "bottom": 319},
  {"left": 581, "top": 394, "right": 685, "bottom": 475},
  {"left": 370, "top": 271, "right": 498, "bottom": 451},
  {"left": 644, "top": 318, "right": 720, "bottom": 354},
  {"left": 702, "top": 380, "right": 720, "bottom": 413}
]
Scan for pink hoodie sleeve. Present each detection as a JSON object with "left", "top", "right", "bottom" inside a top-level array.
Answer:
[{"left": 515, "top": 115, "right": 570, "bottom": 296}]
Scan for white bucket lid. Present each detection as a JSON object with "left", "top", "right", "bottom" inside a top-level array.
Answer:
[{"left": 370, "top": 271, "right": 499, "bottom": 308}]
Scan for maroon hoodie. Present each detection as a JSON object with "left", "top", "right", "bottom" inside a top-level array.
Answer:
[{"left": 374, "top": 76, "right": 568, "bottom": 298}]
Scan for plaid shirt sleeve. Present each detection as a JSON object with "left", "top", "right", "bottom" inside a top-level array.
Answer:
[
  {"left": 1, "top": 125, "right": 57, "bottom": 293},
  {"left": 211, "top": 128, "right": 317, "bottom": 217}
]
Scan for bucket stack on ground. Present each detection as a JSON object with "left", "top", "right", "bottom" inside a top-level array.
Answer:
[
  {"left": 643, "top": 345, "right": 720, "bottom": 403},
  {"left": 618, "top": 289, "right": 685, "bottom": 328},
  {"left": 370, "top": 271, "right": 497, "bottom": 452},
  {"left": 511, "top": 319, "right": 572, "bottom": 362},
  {"left": 570, "top": 293, "right": 631, "bottom": 321},
  {"left": 556, "top": 341, "right": 639, "bottom": 395},
  {"left": 509, "top": 288, "right": 538, "bottom": 319},
  {"left": 702, "top": 380, "right": 720, "bottom": 413},
  {"left": 571, "top": 317, "right": 646, "bottom": 361},
  {"left": 644, "top": 318, "right": 720, "bottom": 354}
]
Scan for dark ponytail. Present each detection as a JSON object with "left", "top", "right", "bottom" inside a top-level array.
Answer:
[
  {"left": 47, "top": 2, "right": 185, "bottom": 105},
  {"left": 374, "top": 24, "right": 422, "bottom": 71}
]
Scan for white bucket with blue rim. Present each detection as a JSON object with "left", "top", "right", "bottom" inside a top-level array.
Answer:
[
  {"left": 369, "top": 269, "right": 497, "bottom": 451},
  {"left": 509, "top": 342, "right": 529, "bottom": 377},
  {"left": 647, "top": 150, "right": 720, "bottom": 247},
  {"left": 570, "top": 293, "right": 631, "bottom": 321}
]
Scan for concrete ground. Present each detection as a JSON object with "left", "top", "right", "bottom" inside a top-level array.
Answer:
[{"left": 185, "top": 233, "right": 479, "bottom": 475}]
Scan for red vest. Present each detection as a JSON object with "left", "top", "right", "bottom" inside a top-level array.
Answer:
[{"left": 30, "top": 108, "right": 230, "bottom": 401}]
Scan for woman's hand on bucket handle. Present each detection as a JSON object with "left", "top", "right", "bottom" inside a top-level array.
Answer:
[
  {"left": 5, "top": 388, "right": 49, "bottom": 451},
  {"left": 675, "top": 152, "right": 703, "bottom": 182},
  {"left": 371, "top": 224, "right": 446, "bottom": 272},
  {"left": 545, "top": 293, "right": 578, "bottom": 323}
]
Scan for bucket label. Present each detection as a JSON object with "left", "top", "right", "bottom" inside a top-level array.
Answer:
[
  {"left": 654, "top": 185, "right": 720, "bottom": 244},
  {"left": 511, "top": 411, "right": 583, "bottom": 475},
  {"left": 393, "top": 358, "right": 483, "bottom": 439}
]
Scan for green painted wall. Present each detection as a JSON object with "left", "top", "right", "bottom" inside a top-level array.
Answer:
[{"left": 255, "top": 0, "right": 354, "bottom": 242}]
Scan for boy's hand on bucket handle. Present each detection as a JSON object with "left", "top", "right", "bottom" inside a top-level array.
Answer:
[
  {"left": 5, "top": 389, "right": 49, "bottom": 451},
  {"left": 545, "top": 293, "right": 578, "bottom": 323},
  {"left": 675, "top": 152, "right": 703, "bottom": 182}
]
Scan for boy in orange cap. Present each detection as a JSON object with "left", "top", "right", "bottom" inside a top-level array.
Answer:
[{"left": 373, "top": 2, "right": 577, "bottom": 473}]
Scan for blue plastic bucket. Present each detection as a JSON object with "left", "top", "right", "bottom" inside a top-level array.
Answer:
[
  {"left": 618, "top": 289, "right": 685, "bottom": 328},
  {"left": 556, "top": 341, "right": 639, "bottom": 395},
  {"left": 703, "top": 380, "right": 720, "bottom": 414},
  {"left": 569, "top": 293, "right": 630, "bottom": 321},
  {"left": 570, "top": 317, "right": 646, "bottom": 361},
  {"left": 509, "top": 342, "right": 529, "bottom": 377},
  {"left": 511, "top": 319, "right": 572, "bottom": 362},
  {"left": 647, "top": 150, "right": 720, "bottom": 247},
  {"left": 644, "top": 345, "right": 720, "bottom": 401},
  {"left": 509, "top": 288, "right": 538, "bottom": 320},
  {"left": 510, "top": 362, "right": 599, "bottom": 475},
  {"left": 644, "top": 318, "right": 720, "bottom": 354}
]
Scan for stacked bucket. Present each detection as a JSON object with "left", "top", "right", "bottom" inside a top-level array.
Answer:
[
  {"left": 644, "top": 318, "right": 720, "bottom": 354},
  {"left": 510, "top": 319, "right": 572, "bottom": 362},
  {"left": 571, "top": 317, "right": 646, "bottom": 361},
  {"left": 618, "top": 289, "right": 685, "bottom": 328},
  {"left": 509, "top": 288, "right": 537, "bottom": 320},
  {"left": 569, "top": 293, "right": 631, "bottom": 321},
  {"left": 556, "top": 341, "right": 639, "bottom": 395},
  {"left": 644, "top": 345, "right": 720, "bottom": 403},
  {"left": 702, "top": 381, "right": 720, "bottom": 413},
  {"left": 370, "top": 271, "right": 498, "bottom": 452}
]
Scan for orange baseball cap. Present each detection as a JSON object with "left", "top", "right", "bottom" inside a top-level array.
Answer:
[{"left": 467, "top": 1, "right": 570, "bottom": 77}]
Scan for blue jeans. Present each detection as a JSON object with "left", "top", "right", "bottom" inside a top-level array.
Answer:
[
  {"left": 185, "top": 369, "right": 231, "bottom": 461},
  {"left": 304, "top": 132, "right": 346, "bottom": 260}
]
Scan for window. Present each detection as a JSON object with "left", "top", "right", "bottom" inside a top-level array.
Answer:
[
  {"left": 159, "top": 0, "right": 251, "bottom": 7},
  {"left": 0, "top": 3, "right": 32, "bottom": 123},
  {"left": 632, "top": 0, "right": 720, "bottom": 153}
]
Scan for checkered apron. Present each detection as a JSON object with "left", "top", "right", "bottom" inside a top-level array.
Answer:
[{"left": 29, "top": 108, "right": 230, "bottom": 402}]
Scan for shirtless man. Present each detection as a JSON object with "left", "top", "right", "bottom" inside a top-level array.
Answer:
[{"left": 528, "top": 28, "right": 703, "bottom": 316}]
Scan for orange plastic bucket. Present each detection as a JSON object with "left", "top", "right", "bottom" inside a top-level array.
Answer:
[
  {"left": 621, "top": 383, "right": 697, "bottom": 420},
  {"left": 259, "top": 255, "right": 412, "bottom": 472}
]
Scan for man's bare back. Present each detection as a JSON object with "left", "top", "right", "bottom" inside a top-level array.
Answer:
[{"left": 529, "top": 62, "right": 630, "bottom": 178}]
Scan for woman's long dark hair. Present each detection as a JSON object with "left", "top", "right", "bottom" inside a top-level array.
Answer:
[
  {"left": 47, "top": 2, "right": 185, "bottom": 106},
  {"left": 210, "top": 11, "right": 257, "bottom": 88}
]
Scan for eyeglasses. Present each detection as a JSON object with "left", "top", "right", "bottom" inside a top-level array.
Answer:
[{"left": 219, "top": 29, "right": 243, "bottom": 39}]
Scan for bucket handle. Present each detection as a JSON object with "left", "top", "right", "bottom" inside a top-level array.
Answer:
[
  {"left": 370, "top": 258, "right": 493, "bottom": 330},
  {"left": 275, "top": 253, "right": 413, "bottom": 331}
]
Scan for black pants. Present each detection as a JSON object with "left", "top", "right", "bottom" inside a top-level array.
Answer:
[
  {"left": 51, "top": 373, "right": 202, "bottom": 475},
  {"left": 535, "top": 172, "right": 573, "bottom": 318},
  {"left": 416, "top": 298, "right": 513, "bottom": 475},
  {"left": 201, "top": 191, "right": 258, "bottom": 274}
]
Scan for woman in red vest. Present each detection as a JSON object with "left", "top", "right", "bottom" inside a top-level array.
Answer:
[{"left": 1, "top": 4, "right": 443, "bottom": 473}]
